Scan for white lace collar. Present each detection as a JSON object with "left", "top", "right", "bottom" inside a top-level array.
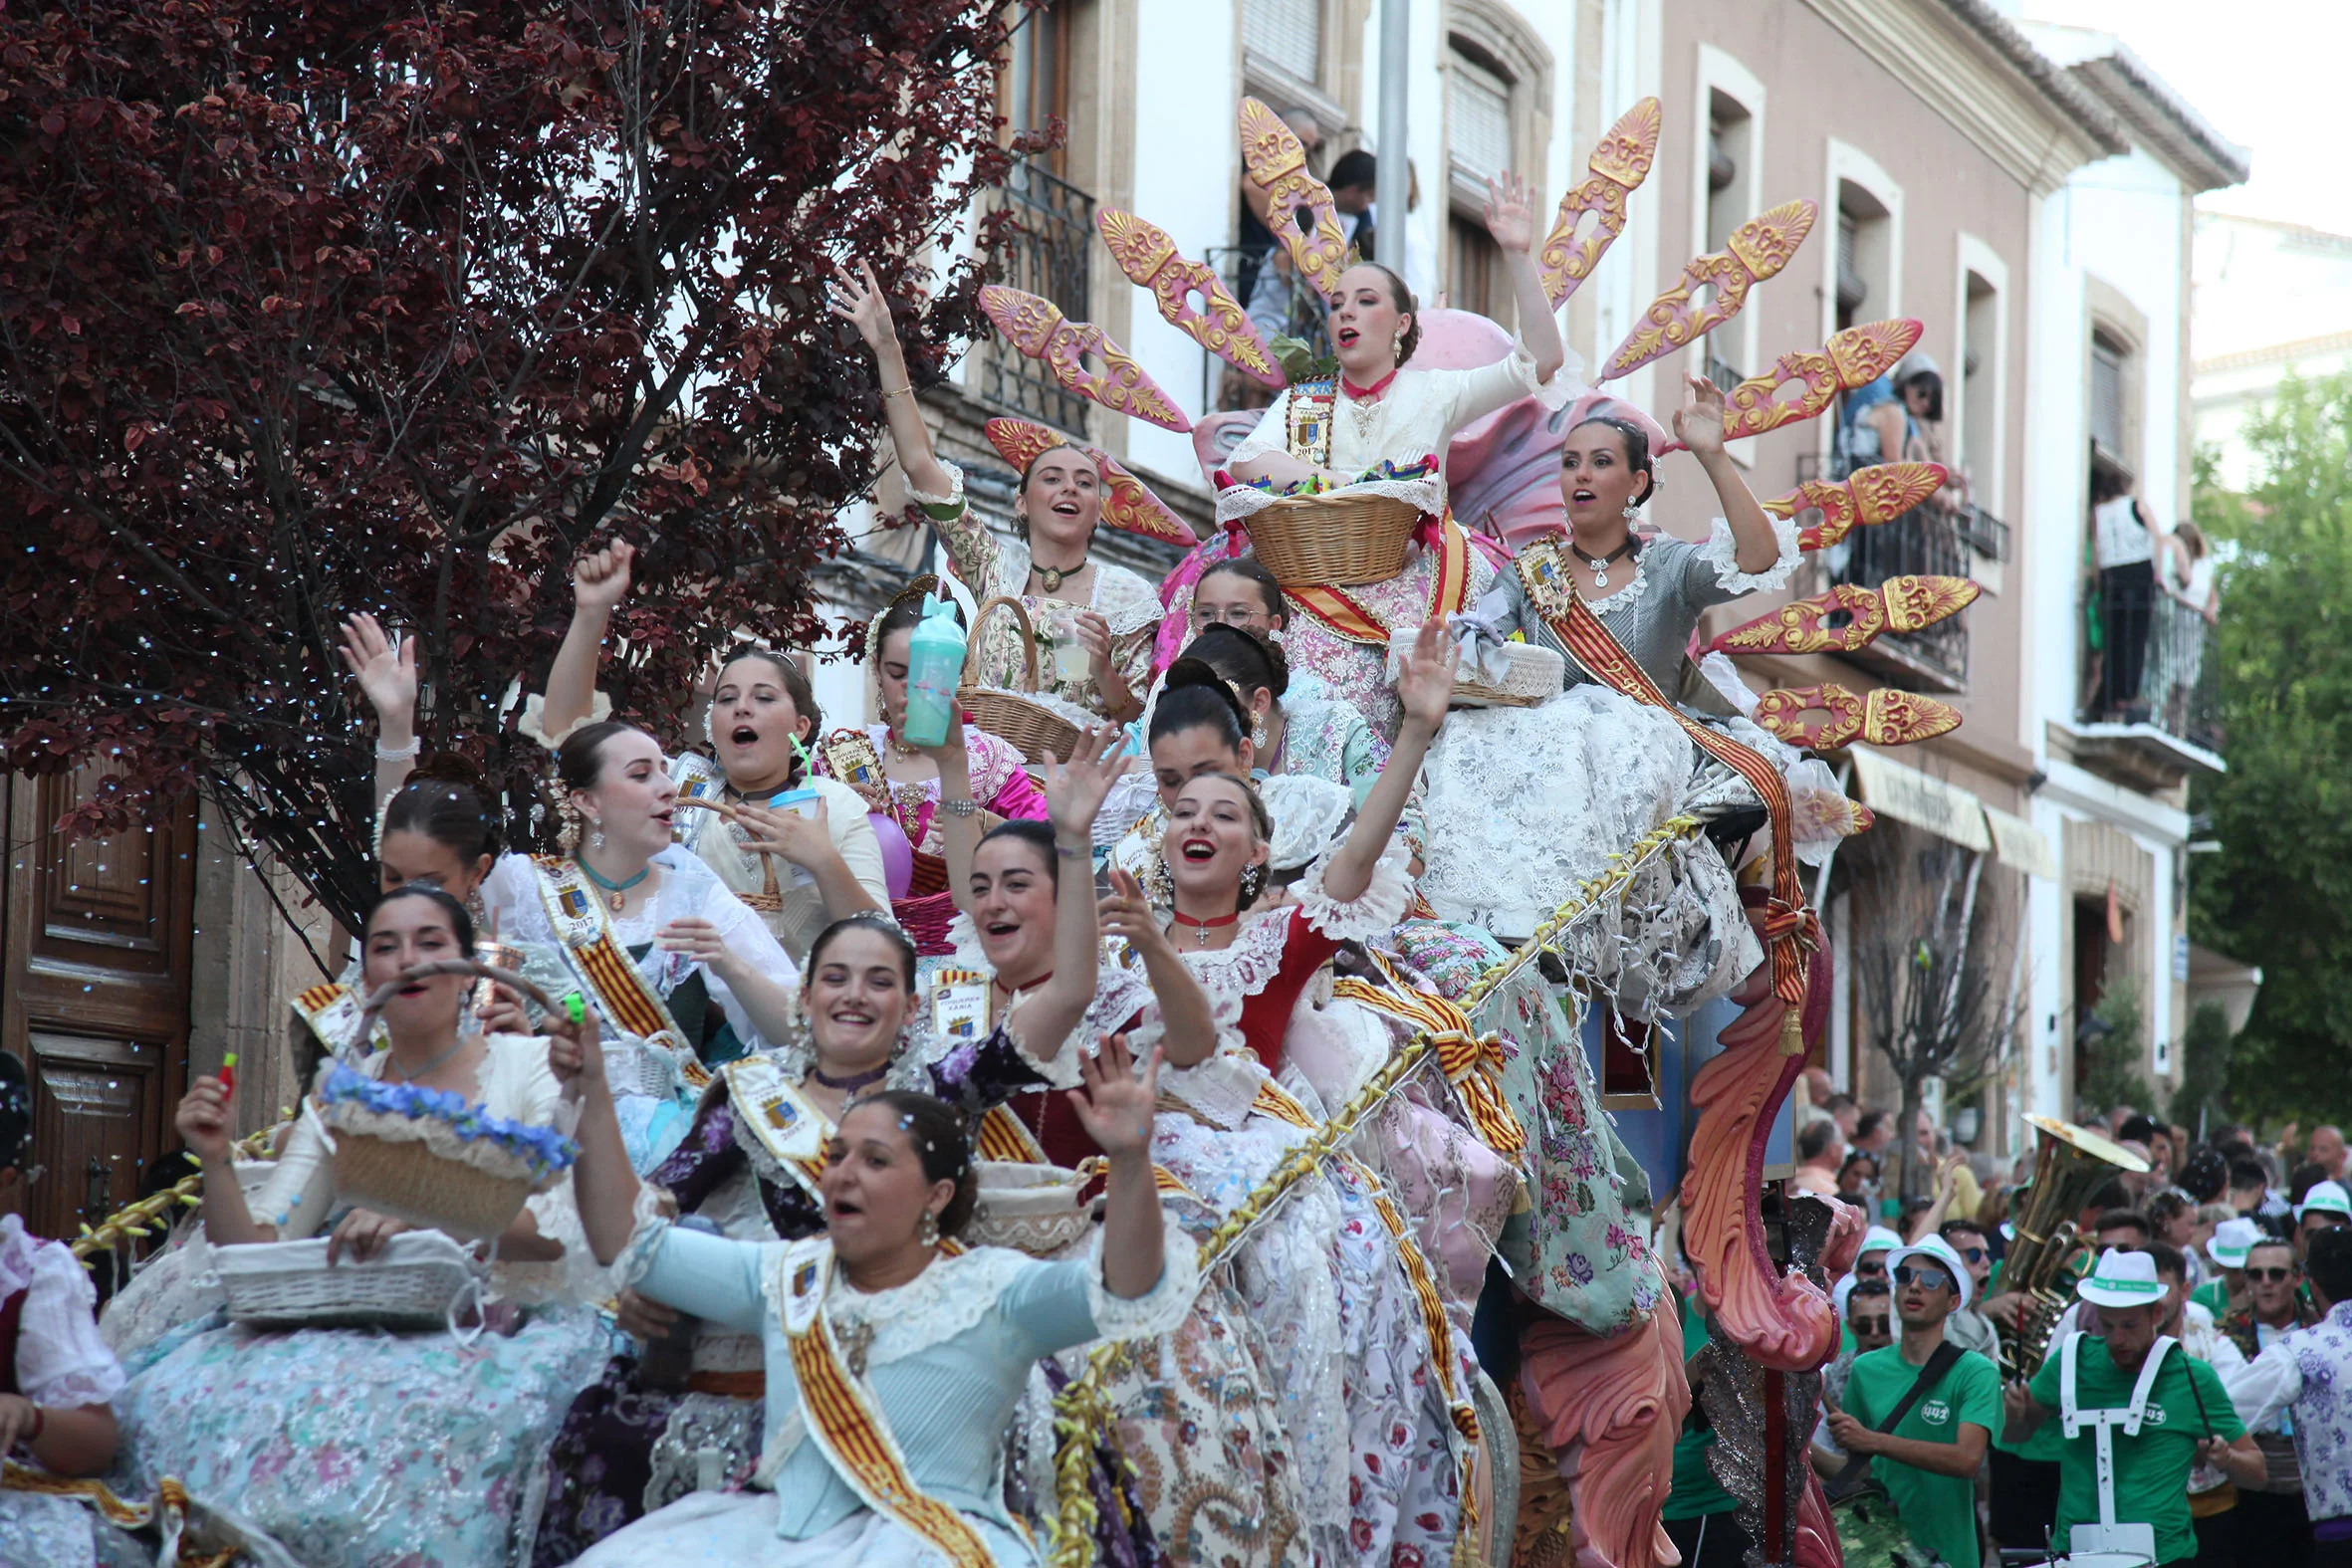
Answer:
[{"left": 770, "top": 1237, "right": 1035, "bottom": 1369}]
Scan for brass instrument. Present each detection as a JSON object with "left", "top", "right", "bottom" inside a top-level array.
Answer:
[{"left": 1999, "top": 1114, "right": 2149, "bottom": 1378}]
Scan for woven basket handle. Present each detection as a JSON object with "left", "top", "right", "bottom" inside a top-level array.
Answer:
[
  {"left": 350, "top": 960, "right": 558, "bottom": 1058},
  {"left": 963, "top": 594, "right": 1043, "bottom": 697}
]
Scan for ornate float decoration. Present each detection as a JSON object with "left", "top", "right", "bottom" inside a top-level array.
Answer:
[
  {"left": 1601, "top": 199, "right": 1818, "bottom": 380},
  {"left": 1096, "top": 208, "right": 1285, "bottom": 386},
  {"left": 1237, "top": 97, "right": 1351, "bottom": 303},
  {"left": 1540, "top": 97, "right": 1664, "bottom": 307},
  {"left": 1762, "top": 459, "right": 1946, "bottom": 551},
  {"left": 1719, "top": 318, "right": 1923, "bottom": 440},
  {"left": 977, "top": 284, "right": 1191, "bottom": 433},
  {"left": 1708, "top": 574, "right": 1979, "bottom": 658},
  {"left": 1750, "top": 684, "right": 1965, "bottom": 750}
]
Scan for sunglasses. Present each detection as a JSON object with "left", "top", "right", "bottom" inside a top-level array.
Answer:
[
  {"left": 1950, "top": 1245, "right": 1987, "bottom": 1263},
  {"left": 1851, "top": 1317, "right": 1892, "bottom": 1335},
  {"left": 1892, "top": 1265, "right": 1952, "bottom": 1289},
  {"left": 2247, "top": 1266, "right": 2298, "bottom": 1283}
]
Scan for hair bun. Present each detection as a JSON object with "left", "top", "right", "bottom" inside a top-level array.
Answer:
[
  {"left": 1162, "top": 656, "right": 1253, "bottom": 732},
  {"left": 408, "top": 751, "right": 488, "bottom": 791},
  {"left": 1186, "top": 621, "right": 1289, "bottom": 700}
]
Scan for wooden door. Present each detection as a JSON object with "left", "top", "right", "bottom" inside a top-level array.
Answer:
[{"left": 0, "top": 770, "right": 194, "bottom": 1242}]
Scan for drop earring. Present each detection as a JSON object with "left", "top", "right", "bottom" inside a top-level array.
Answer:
[
  {"left": 1251, "top": 714, "right": 1268, "bottom": 749},
  {"left": 918, "top": 1209, "right": 941, "bottom": 1248},
  {"left": 589, "top": 819, "right": 606, "bottom": 852},
  {"left": 1622, "top": 503, "right": 1641, "bottom": 522}
]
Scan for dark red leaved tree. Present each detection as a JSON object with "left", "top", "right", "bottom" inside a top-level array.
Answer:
[{"left": 0, "top": 0, "right": 1029, "bottom": 937}]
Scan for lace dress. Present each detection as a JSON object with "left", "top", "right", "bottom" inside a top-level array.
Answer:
[
  {"left": 572, "top": 1226, "right": 1199, "bottom": 1567},
  {"left": 108, "top": 1035, "right": 617, "bottom": 1568},
  {"left": 916, "top": 464, "right": 1162, "bottom": 722},
  {"left": 481, "top": 848, "right": 799, "bottom": 1171},
  {"left": 1147, "top": 843, "right": 1477, "bottom": 1563},
  {"left": 0, "top": 1216, "right": 128, "bottom": 1568},
  {"left": 535, "top": 1026, "right": 1121, "bottom": 1567},
  {"left": 1217, "top": 338, "right": 1567, "bottom": 742}
]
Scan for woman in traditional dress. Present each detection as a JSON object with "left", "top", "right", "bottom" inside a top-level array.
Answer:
[
  {"left": 479, "top": 721, "right": 806, "bottom": 1169},
  {"left": 832, "top": 259, "right": 1160, "bottom": 724},
  {"left": 1417, "top": 375, "right": 1799, "bottom": 942},
  {"left": 813, "top": 579, "right": 1050, "bottom": 956},
  {"left": 1101, "top": 654, "right": 1362, "bottom": 908},
  {"left": 536, "top": 542, "right": 890, "bottom": 967},
  {"left": 1121, "top": 623, "right": 1489, "bottom": 1563},
  {"left": 0, "top": 1053, "right": 126, "bottom": 1568},
  {"left": 115, "top": 885, "right": 615, "bottom": 1567},
  {"left": 557, "top": 996, "right": 1195, "bottom": 1566},
  {"left": 1220, "top": 173, "right": 1566, "bottom": 740}
]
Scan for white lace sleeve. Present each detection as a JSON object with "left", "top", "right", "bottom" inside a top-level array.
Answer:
[
  {"left": 1293, "top": 837, "right": 1412, "bottom": 941},
  {"left": 906, "top": 458, "right": 966, "bottom": 515},
  {"left": 1688, "top": 514, "right": 1801, "bottom": 602},
  {"left": 612, "top": 1184, "right": 679, "bottom": 1292},
  {"left": 1225, "top": 391, "right": 1295, "bottom": 468},
  {"left": 1082, "top": 1225, "right": 1201, "bottom": 1342},
  {"left": 517, "top": 689, "right": 611, "bottom": 751},
  {"left": 1158, "top": 1051, "right": 1270, "bottom": 1130},
  {"left": 17, "top": 1243, "right": 125, "bottom": 1410},
  {"left": 1000, "top": 996, "right": 1087, "bottom": 1091}
]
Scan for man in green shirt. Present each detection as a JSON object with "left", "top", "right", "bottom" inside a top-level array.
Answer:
[
  {"left": 1820, "top": 1236, "right": 1999, "bottom": 1568},
  {"left": 2003, "top": 1248, "right": 2267, "bottom": 1565}
]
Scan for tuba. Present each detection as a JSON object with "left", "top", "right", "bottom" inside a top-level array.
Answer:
[{"left": 1999, "top": 1114, "right": 2149, "bottom": 1378}]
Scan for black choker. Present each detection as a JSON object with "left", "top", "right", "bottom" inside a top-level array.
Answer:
[{"left": 811, "top": 1062, "right": 891, "bottom": 1092}]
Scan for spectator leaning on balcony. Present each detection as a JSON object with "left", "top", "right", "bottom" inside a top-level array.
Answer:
[
  {"left": 1236, "top": 106, "right": 1322, "bottom": 308},
  {"left": 1246, "top": 147, "right": 1381, "bottom": 345},
  {"left": 2090, "top": 470, "right": 2166, "bottom": 721}
]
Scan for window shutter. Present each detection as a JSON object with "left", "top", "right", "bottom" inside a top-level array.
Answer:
[
  {"left": 1448, "top": 54, "right": 1513, "bottom": 182},
  {"left": 1243, "top": 0, "right": 1321, "bottom": 85}
]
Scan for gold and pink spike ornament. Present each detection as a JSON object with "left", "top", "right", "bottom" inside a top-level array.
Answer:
[
  {"left": 1759, "top": 458, "right": 1945, "bottom": 552},
  {"left": 1096, "top": 209, "right": 1284, "bottom": 387},
  {"left": 1237, "top": 98, "right": 1352, "bottom": 304},
  {"left": 1718, "top": 318, "right": 1922, "bottom": 441},
  {"left": 976, "top": 285, "right": 1192, "bottom": 434},
  {"left": 1540, "top": 97, "right": 1663, "bottom": 307},
  {"left": 1600, "top": 199, "right": 1818, "bottom": 381}
]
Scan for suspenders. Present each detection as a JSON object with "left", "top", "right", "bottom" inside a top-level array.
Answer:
[{"left": 2057, "top": 1330, "right": 2176, "bottom": 1560}]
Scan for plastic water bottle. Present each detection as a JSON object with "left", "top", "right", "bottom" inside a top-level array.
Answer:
[{"left": 900, "top": 595, "right": 966, "bottom": 748}]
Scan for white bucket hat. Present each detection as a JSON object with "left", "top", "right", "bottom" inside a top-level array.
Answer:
[
  {"left": 1886, "top": 1236, "right": 1973, "bottom": 1309},
  {"left": 2208, "top": 1216, "right": 2263, "bottom": 1268},
  {"left": 2296, "top": 1180, "right": 2352, "bottom": 1223},
  {"left": 2076, "top": 1246, "right": 2169, "bottom": 1309},
  {"left": 1857, "top": 1225, "right": 1904, "bottom": 1257}
]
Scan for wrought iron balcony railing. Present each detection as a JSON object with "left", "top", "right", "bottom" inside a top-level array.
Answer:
[
  {"left": 1825, "top": 503, "right": 1974, "bottom": 690},
  {"left": 980, "top": 162, "right": 1095, "bottom": 433}
]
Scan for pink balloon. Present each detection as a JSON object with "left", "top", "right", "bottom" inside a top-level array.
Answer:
[{"left": 868, "top": 812, "right": 914, "bottom": 901}]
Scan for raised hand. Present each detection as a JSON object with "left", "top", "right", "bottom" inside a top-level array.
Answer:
[
  {"left": 337, "top": 612, "right": 417, "bottom": 724},
  {"left": 733, "top": 796, "right": 833, "bottom": 869},
  {"left": 175, "top": 1075, "right": 236, "bottom": 1165},
  {"left": 1043, "top": 725, "right": 1132, "bottom": 842},
  {"left": 1672, "top": 372, "right": 1729, "bottom": 459},
  {"left": 574, "top": 541, "right": 635, "bottom": 614},
  {"left": 1099, "top": 866, "right": 1170, "bottom": 960},
  {"left": 656, "top": 917, "right": 738, "bottom": 979},
  {"left": 1065, "top": 1032, "right": 1159, "bottom": 1161},
  {"left": 1484, "top": 170, "right": 1539, "bottom": 255},
  {"left": 1394, "top": 618, "right": 1456, "bottom": 737},
  {"left": 476, "top": 982, "right": 534, "bottom": 1038},
  {"left": 826, "top": 259, "right": 897, "bottom": 351}
]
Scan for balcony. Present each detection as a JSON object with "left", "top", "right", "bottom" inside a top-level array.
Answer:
[
  {"left": 980, "top": 162, "right": 1094, "bottom": 433},
  {"left": 1824, "top": 503, "right": 1975, "bottom": 691},
  {"left": 2069, "top": 591, "right": 2224, "bottom": 787},
  {"left": 1203, "top": 244, "right": 1329, "bottom": 412}
]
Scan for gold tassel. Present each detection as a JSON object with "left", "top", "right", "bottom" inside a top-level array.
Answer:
[{"left": 1780, "top": 1002, "right": 1804, "bottom": 1056}]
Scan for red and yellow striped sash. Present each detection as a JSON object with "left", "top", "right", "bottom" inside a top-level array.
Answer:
[
  {"left": 1333, "top": 959, "right": 1528, "bottom": 1155},
  {"left": 532, "top": 856, "right": 691, "bottom": 1050},
  {"left": 1517, "top": 544, "right": 1813, "bottom": 1025},
  {"left": 781, "top": 1247, "right": 997, "bottom": 1568},
  {"left": 1286, "top": 514, "right": 1476, "bottom": 647}
]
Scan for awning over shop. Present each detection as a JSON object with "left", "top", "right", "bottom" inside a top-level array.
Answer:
[
  {"left": 1983, "top": 804, "right": 2060, "bottom": 881},
  {"left": 1850, "top": 746, "right": 1992, "bottom": 852}
]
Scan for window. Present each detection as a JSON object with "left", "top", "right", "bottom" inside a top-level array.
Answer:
[
  {"left": 1835, "top": 180, "right": 1892, "bottom": 333},
  {"left": 1962, "top": 273, "right": 1999, "bottom": 482},
  {"left": 1702, "top": 87, "right": 1757, "bottom": 389},
  {"left": 1242, "top": 0, "right": 1320, "bottom": 89},
  {"left": 1448, "top": 53, "right": 1513, "bottom": 186},
  {"left": 2089, "top": 332, "right": 2126, "bottom": 460},
  {"left": 1445, "top": 38, "right": 1515, "bottom": 322},
  {"left": 1000, "top": 4, "right": 1068, "bottom": 177}
]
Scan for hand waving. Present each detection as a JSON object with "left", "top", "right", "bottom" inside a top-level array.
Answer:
[
  {"left": 826, "top": 259, "right": 898, "bottom": 350},
  {"left": 574, "top": 541, "right": 635, "bottom": 614},
  {"left": 1065, "top": 1032, "right": 1159, "bottom": 1161},
  {"left": 1043, "top": 725, "right": 1132, "bottom": 843},
  {"left": 337, "top": 612, "right": 417, "bottom": 724},
  {"left": 1483, "top": 171, "right": 1539, "bottom": 255},
  {"left": 1671, "top": 372, "right": 1729, "bottom": 459},
  {"left": 1394, "top": 619, "right": 1456, "bottom": 736}
]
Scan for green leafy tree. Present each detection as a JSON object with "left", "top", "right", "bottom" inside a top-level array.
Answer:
[
  {"left": 2169, "top": 1002, "right": 2234, "bottom": 1137},
  {"left": 2189, "top": 372, "right": 2352, "bottom": 1123}
]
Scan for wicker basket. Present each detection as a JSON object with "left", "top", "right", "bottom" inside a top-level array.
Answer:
[
  {"left": 1242, "top": 491, "right": 1422, "bottom": 587},
  {"left": 956, "top": 595, "right": 1085, "bottom": 767},
  {"left": 328, "top": 1123, "right": 540, "bottom": 1243},
  {"left": 1387, "top": 627, "right": 1564, "bottom": 708},
  {"left": 215, "top": 1232, "right": 481, "bottom": 1331},
  {"left": 966, "top": 1161, "right": 1095, "bottom": 1257}
]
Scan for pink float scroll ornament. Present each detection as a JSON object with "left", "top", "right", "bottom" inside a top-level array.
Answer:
[
  {"left": 1749, "top": 682, "right": 1966, "bottom": 750},
  {"left": 1600, "top": 199, "right": 1818, "bottom": 381},
  {"left": 1518, "top": 1288, "right": 1690, "bottom": 1568},
  {"left": 1097, "top": 209, "right": 1284, "bottom": 387},
  {"left": 1237, "top": 98, "right": 1351, "bottom": 303},
  {"left": 1760, "top": 457, "right": 1945, "bottom": 551},
  {"left": 976, "top": 284, "right": 1192, "bottom": 434},
  {"left": 981, "top": 417, "right": 1194, "bottom": 548},
  {"left": 1719, "top": 317, "right": 1924, "bottom": 440},
  {"left": 1540, "top": 97, "right": 1664, "bottom": 308},
  {"left": 1707, "top": 574, "right": 1977, "bottom": 660}
]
